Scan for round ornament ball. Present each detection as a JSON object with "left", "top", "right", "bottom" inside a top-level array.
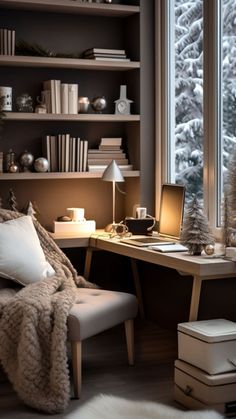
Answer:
[
  {"left": 34, "top": 157, "right": 49, "bottom": 173},
  {"left": 8, "top": 163, "right": 20, "bottom": 173},
  {"left": 204, "top": 244, "right": 215, "bottom": 256}
]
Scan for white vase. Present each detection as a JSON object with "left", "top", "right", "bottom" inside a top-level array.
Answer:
[{"left": 0, "top": 86, "right": 12, "bottom": 111}]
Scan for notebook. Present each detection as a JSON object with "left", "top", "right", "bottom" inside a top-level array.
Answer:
[{"left": 120, "top": 183, "right": 185, "bottom": 247}]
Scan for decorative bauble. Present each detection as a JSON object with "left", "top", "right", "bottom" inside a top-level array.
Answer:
[
  {"left": 34, "top": 157, "right": 49, "bottom": 172},
  {"left": 16, "top": 93, "right": 33, "bottom": 112},
  {"left": 8, "top": 163, "right": 20, "bottom": 173},
  {"left": 19, "top": 150, "right": 34, "bottom": 171},
  {"left": 204, "top": 244, "right": 215, "bottom": 256},
  {"left": 91, "top": 96, "right": 107, "bottom": 113}
]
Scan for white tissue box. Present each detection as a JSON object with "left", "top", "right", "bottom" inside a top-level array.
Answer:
[{"left": 53, "top": 220, "right": 96, "bottom": 234}]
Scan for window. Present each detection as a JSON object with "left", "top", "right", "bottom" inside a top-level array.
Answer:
[{"left": 157, "top": 0, "right": 236, "bottom": 235}]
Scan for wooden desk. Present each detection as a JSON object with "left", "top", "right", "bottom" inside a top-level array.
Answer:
[{"left": 52, "top": 232, "right": 236, "bottom": 322}]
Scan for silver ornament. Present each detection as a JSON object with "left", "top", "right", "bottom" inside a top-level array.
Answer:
[
  {"left": 91, "top": 96, "right": 107, "bottom": 113},
  {"left": 8, "top": 163, "right": 20, "bottom": 173},
  {"left": 204, "top": 244, "right": 215, "bottom": 256},
  {"left": 34, "top": 157, "right": 49, "bottom": 172},
  {"left": 19, "top": 150, "right": 34, "bottom": 171}
]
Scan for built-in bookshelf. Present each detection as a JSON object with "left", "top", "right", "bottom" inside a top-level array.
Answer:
[{"left": 0, "top": 0, "right": 155, "bottom": 228}]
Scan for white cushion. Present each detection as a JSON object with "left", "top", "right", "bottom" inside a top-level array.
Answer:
[{"left": 0, "top": 215, "right": 55, "bottom": 286}]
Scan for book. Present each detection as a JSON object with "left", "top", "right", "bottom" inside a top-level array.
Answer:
[
  {"left": 69, "top": 137, "right": 76, "bottom": 172},
  {"left": 87, "top": 152, "right": 126, "bottom": 159},
  {"left": 88, "top": 149, "right": 123, "bottom": 154},
  {"left": 82, "top": 140, "right": 88, "bottom": 172},
  {"left": 76, "top": 137, "right": 81, "bottom": 172},
  {"left": 83, "top": 48, "right": 126, "bottom": 56},
  {"left": 43, "top": 80, "right": 56, "bottom": 113},
  {"left": 68, "top": 84, "right": 78, "bottom": 114},
  {"left": 0, "top": 151, "right": 3, "bottom": 173},
  {"left": 54, "top": 80, "right": 61, "bottom": 114},
  {"left": 79, "top": 139, "right": 84, "bottom": 172},
  {"left": 64, "top": 133, "right": 70, "bottom": 172},
  {"left": 11, "top": 30, "right": 15, "bottom": 56},
  {"left": 89, "top": 57, "right": 130, "bottom": 62},
  {"left": 88, "top": 164, "right": 133, "bottom": 172},
  {"left": 85, "top": 53, "right": 127, "bottom": 59},
  {"left": 100, "top": 137, "right": 122, "bottom": 146},
  {"left": 88, "top": 158, "right": 129, "bottom": 165},
  {"left": 99, "top": 145, "right": 122, "bottom": 151},
  {"left": 49, "top": 135, "right": 58, "bottom": 172},
  {"left": 61, "top": 83, "right": 69, "bottom": 114}
]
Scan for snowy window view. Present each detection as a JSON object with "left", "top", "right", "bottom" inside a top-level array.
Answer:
[
  {"left": 173, "top": 0, "right": 203, "bottom": 203},
  {"left": 221, "top": 0, "right": 236, "bottom": 194}
]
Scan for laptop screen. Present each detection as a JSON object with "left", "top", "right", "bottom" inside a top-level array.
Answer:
[{"left": 158, "top": 184, "right": 185, "bottom": 240}]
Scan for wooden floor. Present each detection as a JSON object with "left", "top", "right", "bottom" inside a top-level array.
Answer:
[{"left": 0, "top": 320, "right": 181, "bottom": 418}]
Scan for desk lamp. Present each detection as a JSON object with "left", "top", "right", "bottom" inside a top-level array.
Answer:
[{"left": 102, "top": 160, "right": 124, "bottom": 232}]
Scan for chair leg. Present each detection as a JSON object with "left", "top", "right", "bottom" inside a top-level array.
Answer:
[
  {"left": 71, "top": 341, "right": 82, "bottom": 399},
  {"left": 124, "top": 319, "right": 134, "bottom": 365}
]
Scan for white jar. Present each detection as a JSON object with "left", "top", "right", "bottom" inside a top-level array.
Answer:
[{"left": 0, "top": 86, "right": 12, "bottom": 111}]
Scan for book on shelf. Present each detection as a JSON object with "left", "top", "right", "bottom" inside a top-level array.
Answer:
[
  {"left": 88, "top": 158, "right": 129, "bottom": 165},
  {"left": 42, "top": 81, "right": 78, "bottom": 114},
  {"left": 83, "top": 47, "right": 126, "bottom": 56},
  {"left": 0, "top": 151, "right": 3, "bottom": 173},
  {"left": 88, "top": 152, "right": 126, "bottom": 159},
  {"left": 0, "top": 28, "right": 15, "bottom": 55},
  {"left": 89, "top": 57, "right": 130, "bottom": 62},
  {"left": 99, "top": 145, "right": 122, "bottom": 151},
  {"left": 88, "top": 164, "right": 133, "bottom": 172},
  {"left": 88, "top": 149, "right": 123, "bottom": 154},
  {"left": 68, "top": 84, "right": 78, "bottom": 114},
  {"left": 85, "top": 53, "right": 127, "bottom": 59},
  {"left": 100, "top": 137, "right": 122, "bottom": 146},
  {"left": 42, "top": 134, "right": 88, "bottom": 173}
]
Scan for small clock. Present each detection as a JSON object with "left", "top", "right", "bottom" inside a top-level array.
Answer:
[{"left": 115, "top": 85, "right": 133, "bottom": 115}]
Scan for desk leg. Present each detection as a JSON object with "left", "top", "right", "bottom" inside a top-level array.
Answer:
[
  {"left": 130, "top": 258, "right": 145, "bottom": 320},
  {"left": 84, "top": 247, "right": 93, "bottom": 280},
  {"left": 189, "top": 275, "right": 202, "bottom": 321}
]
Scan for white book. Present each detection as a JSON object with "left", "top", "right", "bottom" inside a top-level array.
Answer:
[
  {"left": 88, "top": 164, "right": 133, "bottom": 172},
  {"left": 70, "top": 137, "right": 76, "bottom": 172},
  {"left": 82, "top": 140, "right": 88, "bottom": 172},
  {"left": 58, "top": 134, "right": 62, "bottom": 171},
  {"left": 76, "top": 137, "right": 81, "bottom": 172},
  {"left": 64, "top": 133, "right": 70, "bottom": 172},
  {"left": 61, "top": 83, "right": 69, "bottom": 114},
  {"left": 79, "top": 140, "right": 84, "bottom": 172},
  {"left": 54, "top": 80, "right": 61, "bottom": 114},
  {"left": 68, "top": 83, "right": 78, "bottom": 114}
]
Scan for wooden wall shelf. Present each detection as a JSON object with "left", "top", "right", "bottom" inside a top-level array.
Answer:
[
  {"left": 4, "top": 113, "right": 140, "bottom": 122},
  {"left": 0, "top": 171, "right": 140, "bottom": 180}
]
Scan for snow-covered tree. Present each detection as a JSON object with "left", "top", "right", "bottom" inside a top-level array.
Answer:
[
  {"left": 8, "top": 189, "right": 18, "bottom": 212},
  {"left": 180, "top": 196, "right": 214, "bottom": 255}
]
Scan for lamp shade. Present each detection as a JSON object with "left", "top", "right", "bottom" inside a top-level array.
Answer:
[{"left": 102, "top": 160, "right": 124, "bottom": 182}]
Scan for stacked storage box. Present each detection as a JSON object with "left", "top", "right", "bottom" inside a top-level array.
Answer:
[{"left": 174, "top": 319, "right": 236, "bottom": 416}]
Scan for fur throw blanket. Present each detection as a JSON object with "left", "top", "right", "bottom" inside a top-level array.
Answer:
[
  {"left": 0, "top": 209, "right": 95, "bottom": 413},
  {"left": 79, "top": 394, "right": 223, "bottom": 419}
]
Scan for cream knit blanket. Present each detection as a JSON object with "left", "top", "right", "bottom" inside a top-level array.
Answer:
[{"left": 0, "top": 209, "right": 95, "bottom": 413}]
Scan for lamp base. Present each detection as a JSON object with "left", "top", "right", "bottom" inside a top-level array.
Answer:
[{"left": 104, "top": 223, "right": 115, "bottom": 233}]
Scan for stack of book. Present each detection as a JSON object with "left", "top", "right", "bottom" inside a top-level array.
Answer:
[
  {"left": 42, "top": 134, "right": 88, "bottom": 172},
  {"left": 42, "top": 80, "right": 78, "bottom": 114},
  {"left": 88, "top": 137, "right": 133, "bottom": 172},
  {"left": 0, "top": 28, "right": 15, "bottom": 55},
  {"left": 83, "top": 48, "right": 130, "bottom": 62}
]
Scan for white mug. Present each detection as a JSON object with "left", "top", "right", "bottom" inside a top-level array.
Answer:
[
  {"left": 136, "top": 207, "right": 147, "bottom": 219},
  {"left": 67, "top": 207, "right": 85, "bottom": 222}
]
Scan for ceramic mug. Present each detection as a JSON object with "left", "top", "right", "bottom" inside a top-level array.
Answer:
[
  {"left": 67, "top": 207, "right": 85, "bottom": 222},
  {"left": 0, "top": 86, "right": 12, "bottom": 111}
]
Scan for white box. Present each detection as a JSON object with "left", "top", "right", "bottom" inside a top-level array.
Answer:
[
  {"left": 174, "top": 359, "right": 236, "bottom": 416},
  {"left": 53, "top": 220, "right": 96, "bottom": 234},
  {"left": 178, "top": 319, "right": 236, "bottom": 374}
]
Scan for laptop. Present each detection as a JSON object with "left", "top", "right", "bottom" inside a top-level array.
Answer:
[{"left": 120, "top": 183, "right": 185, "bottom": 247}]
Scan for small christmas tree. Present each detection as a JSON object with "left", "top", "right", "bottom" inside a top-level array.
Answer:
[
  {"left": 26, "top": 201, "right": 37, "bottom": 220},
  {"left": 180, "top": 196, "right": 214, "bottom": 255},
  {"left": 224, "top": 146, "right": 236, "bottom": 245},
  {"left": 7, "top": 188, "right": 18, "bottom": 212}
]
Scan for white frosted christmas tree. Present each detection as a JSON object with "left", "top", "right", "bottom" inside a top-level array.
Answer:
[{"left": 180, "top": 196, "right": 214, "bottom": 255}]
